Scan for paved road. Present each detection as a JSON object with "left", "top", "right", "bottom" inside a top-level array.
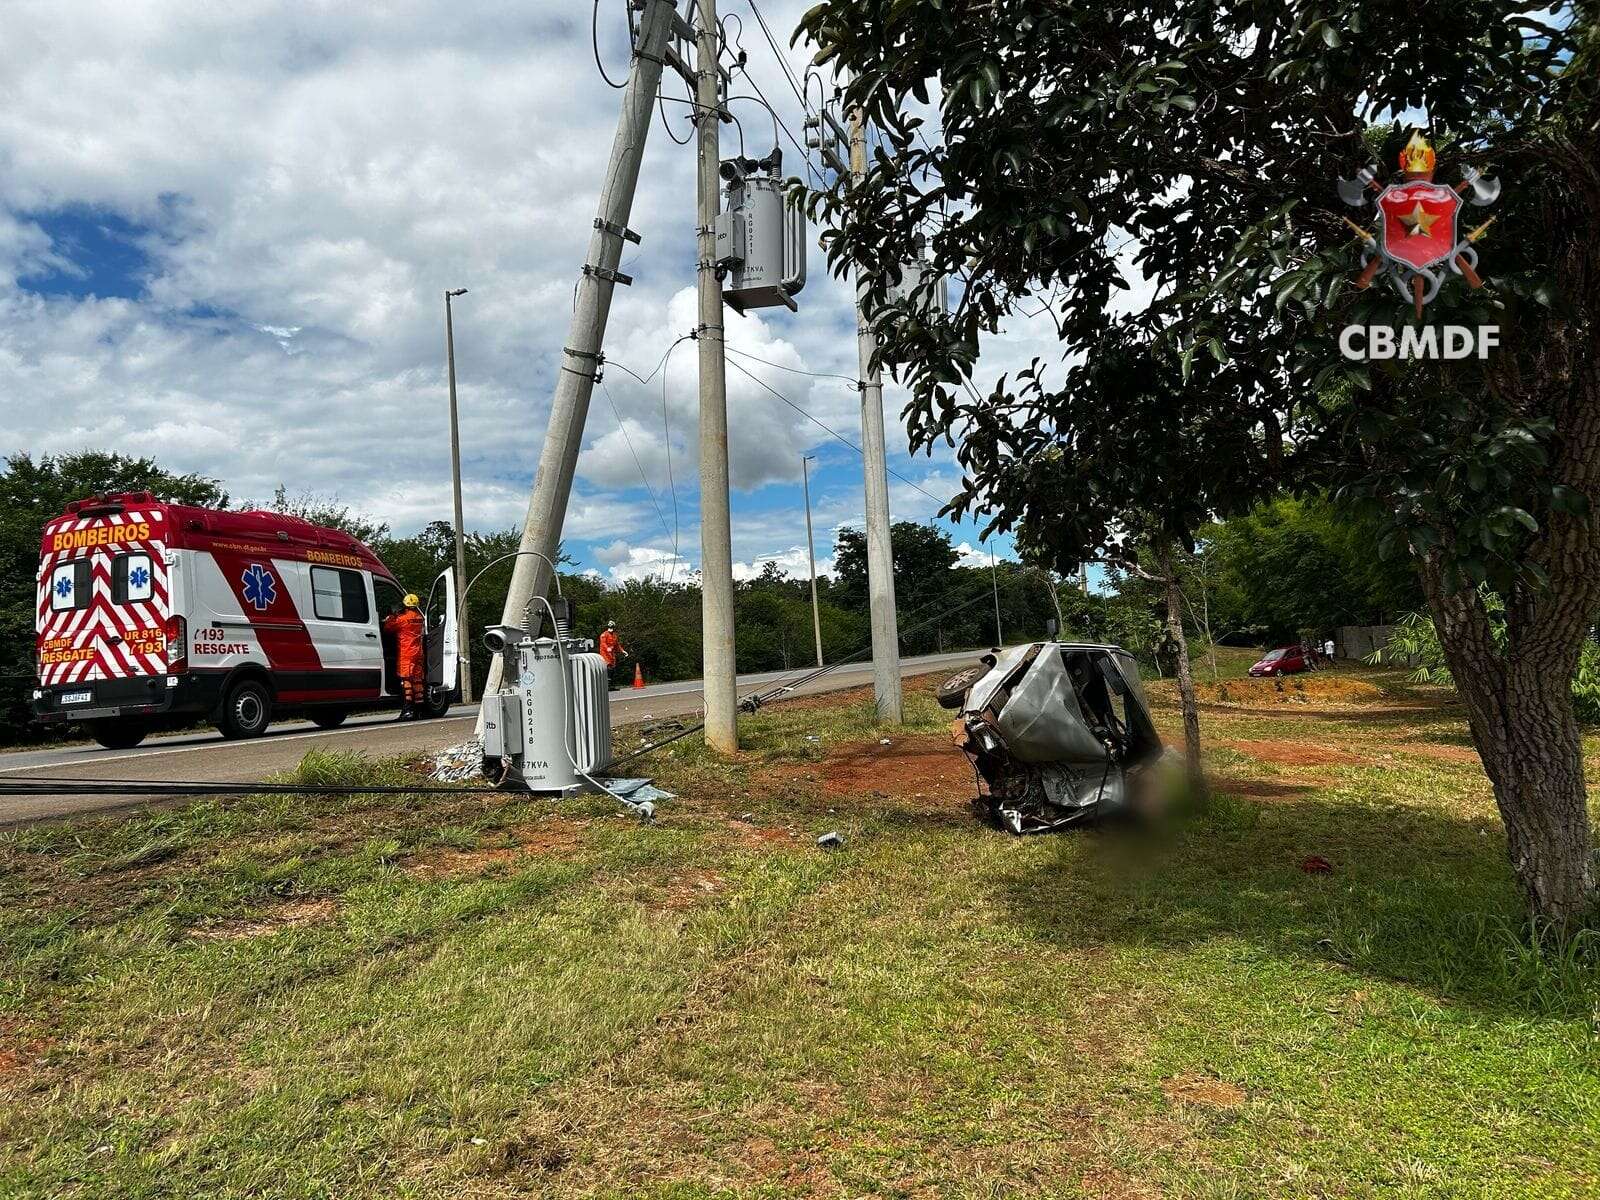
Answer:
[{"left": 0, "top": 651, "right": 979, "bottom": 825}]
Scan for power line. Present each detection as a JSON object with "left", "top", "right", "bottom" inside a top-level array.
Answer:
[
  {"left": 725, "top": 356, "right": 949, "bottom": 511},
  {"left": 599, "top": 380, "right": 674, "bottom": 546},
  {"left": 655, "top": 91, "right": 745, "bottom": 157},
  {"left": 723, "top": 344, "right": 858, "bottom": 386},
  {"left": 592, "top": 0, "right": 628, "bottom": 89},
  {"left": 658, "top": 337, "right": 686, "bottom": 578},
  {"left": 746, "top": 0, "right": 809, "bottom": 113}
]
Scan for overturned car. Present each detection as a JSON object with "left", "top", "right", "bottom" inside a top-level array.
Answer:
[{"left": 940, "top": 642, "right": 1164, "bottom": 835}]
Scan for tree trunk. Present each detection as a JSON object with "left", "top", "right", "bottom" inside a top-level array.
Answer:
[
  {"left": 1420, "top": 565, "right": 1596, "bottom": 926},
  {"left": 1157, "top": 540, "right": 1207, "bottom": 799}
]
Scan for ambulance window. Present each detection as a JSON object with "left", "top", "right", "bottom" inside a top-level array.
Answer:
[
  {"left": 49, "top": 560, "right": 91, "bottom": 612},
  {"left": 311, "top": 567, "right": 370, "bottom": 624},
  {"left": 112, "top": 553, "right": 154, "bottom": 604}
]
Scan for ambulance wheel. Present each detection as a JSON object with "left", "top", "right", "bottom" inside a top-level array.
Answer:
[
  {"left": 309, "top": 708, "right": 349, "bottom": 729},
  {"left": 219, "top": 679, "right": 273, "bottom": 739},
  {"left": 88, "top": 719, "right": 148, "bottom": 750}
]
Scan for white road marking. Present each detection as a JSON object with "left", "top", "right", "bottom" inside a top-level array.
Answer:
[
  {"left": 0, "top": 653, "right": 975, "bottom": 779},
  {"left": 0, "top": 714, "right": 476, "bottom": 775}
]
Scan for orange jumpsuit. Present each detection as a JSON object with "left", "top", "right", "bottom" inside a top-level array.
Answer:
[
  {"left": 598, "top": 628, "right": 626, "bottom": 668},
  {"left": 383, "top": 608, "right": 426, "bottom": 702}
]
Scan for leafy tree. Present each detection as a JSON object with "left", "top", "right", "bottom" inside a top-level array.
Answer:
[
  {"left": 1203, "top": 495, "right": 1424, "bottom": 642},
  {"left": 800, "top": 1, "right": 1600, "bottom": 924},
  {"left": 250, "top": 484, "right": 390, "bottom": 544},
  {"left": 1378, "top": 605, "right": 1600, "bottom": 726},
  {"left": 0, "top": 453, "right": 226, "bottom": 742},
  {"left": 836, "top": 520, "right": 962, "bottom": 653}
]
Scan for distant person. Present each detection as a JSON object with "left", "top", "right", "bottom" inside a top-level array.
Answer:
[
  {"left": 1323, "top": 637, "right": 1336, "bottom": 663},
  {"left": 383, "top": 593, "right": 426, "bottom": 719},
  {"left": 598, "top": 619, "right": 630, "bottom": 686}
]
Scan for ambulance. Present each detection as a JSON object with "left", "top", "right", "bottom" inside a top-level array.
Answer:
[{"left": 33, "top": 492, "right": 459, "bottom": 749}]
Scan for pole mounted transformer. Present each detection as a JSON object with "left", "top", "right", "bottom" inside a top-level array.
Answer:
[
  {"left": 716, "top": 151, "right": 807, "bottom": 313},
  {"left": 883, "top": 236, "right": 949, "bottom": 319}
]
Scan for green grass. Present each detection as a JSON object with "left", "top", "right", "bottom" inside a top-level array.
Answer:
[{"left": 1, "top": 671, "right": 1597, "bottom": 1197}]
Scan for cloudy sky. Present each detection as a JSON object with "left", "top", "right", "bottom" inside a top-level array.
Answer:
[{"left": 0, "top": 0, "right": 1074, "bottom": 584}]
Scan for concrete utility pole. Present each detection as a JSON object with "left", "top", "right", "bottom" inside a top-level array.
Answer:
[
  {"left": 695, "top": 0, "right": 738, "bottom": 753},
  {"left": 444, "top": 287, "right": 472, "bottom": 704},
  {"left": 847, "top": 85, "right": 904, "bottom": 724},
  {"left": 801, "top": 453, "right": 823, "bottom": 668},
  {"left": 482, "top": 0, "right": 675, "bottom": 711}
]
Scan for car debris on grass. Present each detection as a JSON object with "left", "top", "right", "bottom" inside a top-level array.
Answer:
[{"left": 939, "top": 642, "right": 1165, "bottom": 835}]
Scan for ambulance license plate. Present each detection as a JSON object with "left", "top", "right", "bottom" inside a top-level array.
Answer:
[{"left": 60, "top": 691, "right": 93, "bottom": 706}]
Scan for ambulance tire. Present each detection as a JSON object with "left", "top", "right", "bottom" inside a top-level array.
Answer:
[
  {"left": 218, "top": 678, "right": 274, "bottom": 740},
  {"left": 309, "top": 709, "right": 349, "bottom": 729},
  {"left": 88, "top": 719, "right": 148, "bottom": 750}
]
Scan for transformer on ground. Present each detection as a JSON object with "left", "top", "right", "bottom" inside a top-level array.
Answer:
[{"left": 480, "top": 616, "right": 612, "bottom": 795}]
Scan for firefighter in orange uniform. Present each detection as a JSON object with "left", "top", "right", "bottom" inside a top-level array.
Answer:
[
  {"left": 598, "top": 619, "right": 629, "bottom": 687},
  {"left": 383, "top": 593, "right": 427, "bottom": 719}
]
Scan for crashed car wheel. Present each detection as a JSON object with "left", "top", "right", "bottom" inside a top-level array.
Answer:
[{"left": 935, "top": 665, "right": 987, "bottom": 710}]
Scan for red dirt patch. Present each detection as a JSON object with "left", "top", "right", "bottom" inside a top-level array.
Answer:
[
  {"left": 189, "top": 897, "right": 339, "bottom": 941},
  {"left": 0, "top": 1017, "right": 54, "bottom": 1081},
  {"left": 723, "top": 820, "right": 802, "bottom": 852},
  {"left": 1225, "top": 739, "right": 1366, "bottom": 767},
  {"left": 405, "top": 818, "right": 588, "bottom": 879},
  {"left": 1212, "top": 776, "right": 1325, "bottom": 800},
  {"left": 1162, "top": 1074, "right": 1245, "bottom": 1110},
  {"left": 819, "top": 735, "right": 973, "bottom": 803}
]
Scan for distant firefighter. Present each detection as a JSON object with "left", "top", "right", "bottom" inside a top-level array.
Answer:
[{"left": 598, "top": 619, "right": 630, "bottom": 685}]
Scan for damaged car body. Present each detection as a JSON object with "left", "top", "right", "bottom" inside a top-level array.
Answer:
[{"left": 943, "top": 643, "right": 1164, "bottom": 835}]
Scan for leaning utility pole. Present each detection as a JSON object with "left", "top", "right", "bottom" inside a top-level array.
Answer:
[
  {"left": 801, "top": 453, "right": 823, "bottom": 668},
  {"left": 481, "top": 0, "right": 675, "bottom": 712},
  {"left": 847, "top": 89, "right": 903, "bottom": 723},
  {"left": 695, "top": 0, "right": 738, "bottom": 753},
  {"left": 444, "top": 287, "right": 472, "bottom": 704}
]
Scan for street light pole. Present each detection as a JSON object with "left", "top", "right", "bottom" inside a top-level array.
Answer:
[
  {"left": 801, "top": 454, "right": 823, "bottom": 667},
  {"left": 990, "top": 543, "right": 1003, "bottom": 648},
  {"left": 444, "top": 287, "right": 472, "bottom": 704}
]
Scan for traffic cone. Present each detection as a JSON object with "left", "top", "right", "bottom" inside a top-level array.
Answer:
[{"left": 632, "top": 662, "right": 645, "bottom": 689}]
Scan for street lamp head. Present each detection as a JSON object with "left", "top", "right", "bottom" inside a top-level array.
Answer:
[{"left": 446, "top": 288, "right": 468, "bottom": 298}]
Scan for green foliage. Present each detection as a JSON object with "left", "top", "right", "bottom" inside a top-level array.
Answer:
[
  {"left": 1203, "top": 495, "right": 1422, "bottom": 641},
  {"left": 247, "top": 484, "right": 390, "bottom": 544},
  {"left": 1374, "top": 604, "right": 1600, "bottom": 724}
]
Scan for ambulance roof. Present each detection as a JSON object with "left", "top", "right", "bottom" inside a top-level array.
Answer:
[{"left": 49, "top": 492, "right": 393, "bottom": 578}]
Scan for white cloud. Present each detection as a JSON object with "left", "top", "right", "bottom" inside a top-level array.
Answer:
[
  {"left": 0, "top": 0, "right": 1080, "bottom": 587},
  {"left": 732, "top": 545, "right": 832, "bottom": 582},
  {"left": 603, "top": 544, "right": 693, "bottom": 584}
]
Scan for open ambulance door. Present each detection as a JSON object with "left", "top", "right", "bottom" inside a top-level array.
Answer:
[{"left": 424, "top": 567, "right": 460, "bottom": 703}]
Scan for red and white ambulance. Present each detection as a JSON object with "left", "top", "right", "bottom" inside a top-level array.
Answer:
[{"left": 33, "top": 492, "right": 458, "bottom": 748}]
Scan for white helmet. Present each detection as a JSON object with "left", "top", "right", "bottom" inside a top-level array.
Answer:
[{"left": 606, "top": 620, "right": 616, "bottom": 629}]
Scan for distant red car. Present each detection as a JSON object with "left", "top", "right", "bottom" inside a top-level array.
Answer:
[{"left": 1249, "top": 646, "right": 1315, "bottom": 677}]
